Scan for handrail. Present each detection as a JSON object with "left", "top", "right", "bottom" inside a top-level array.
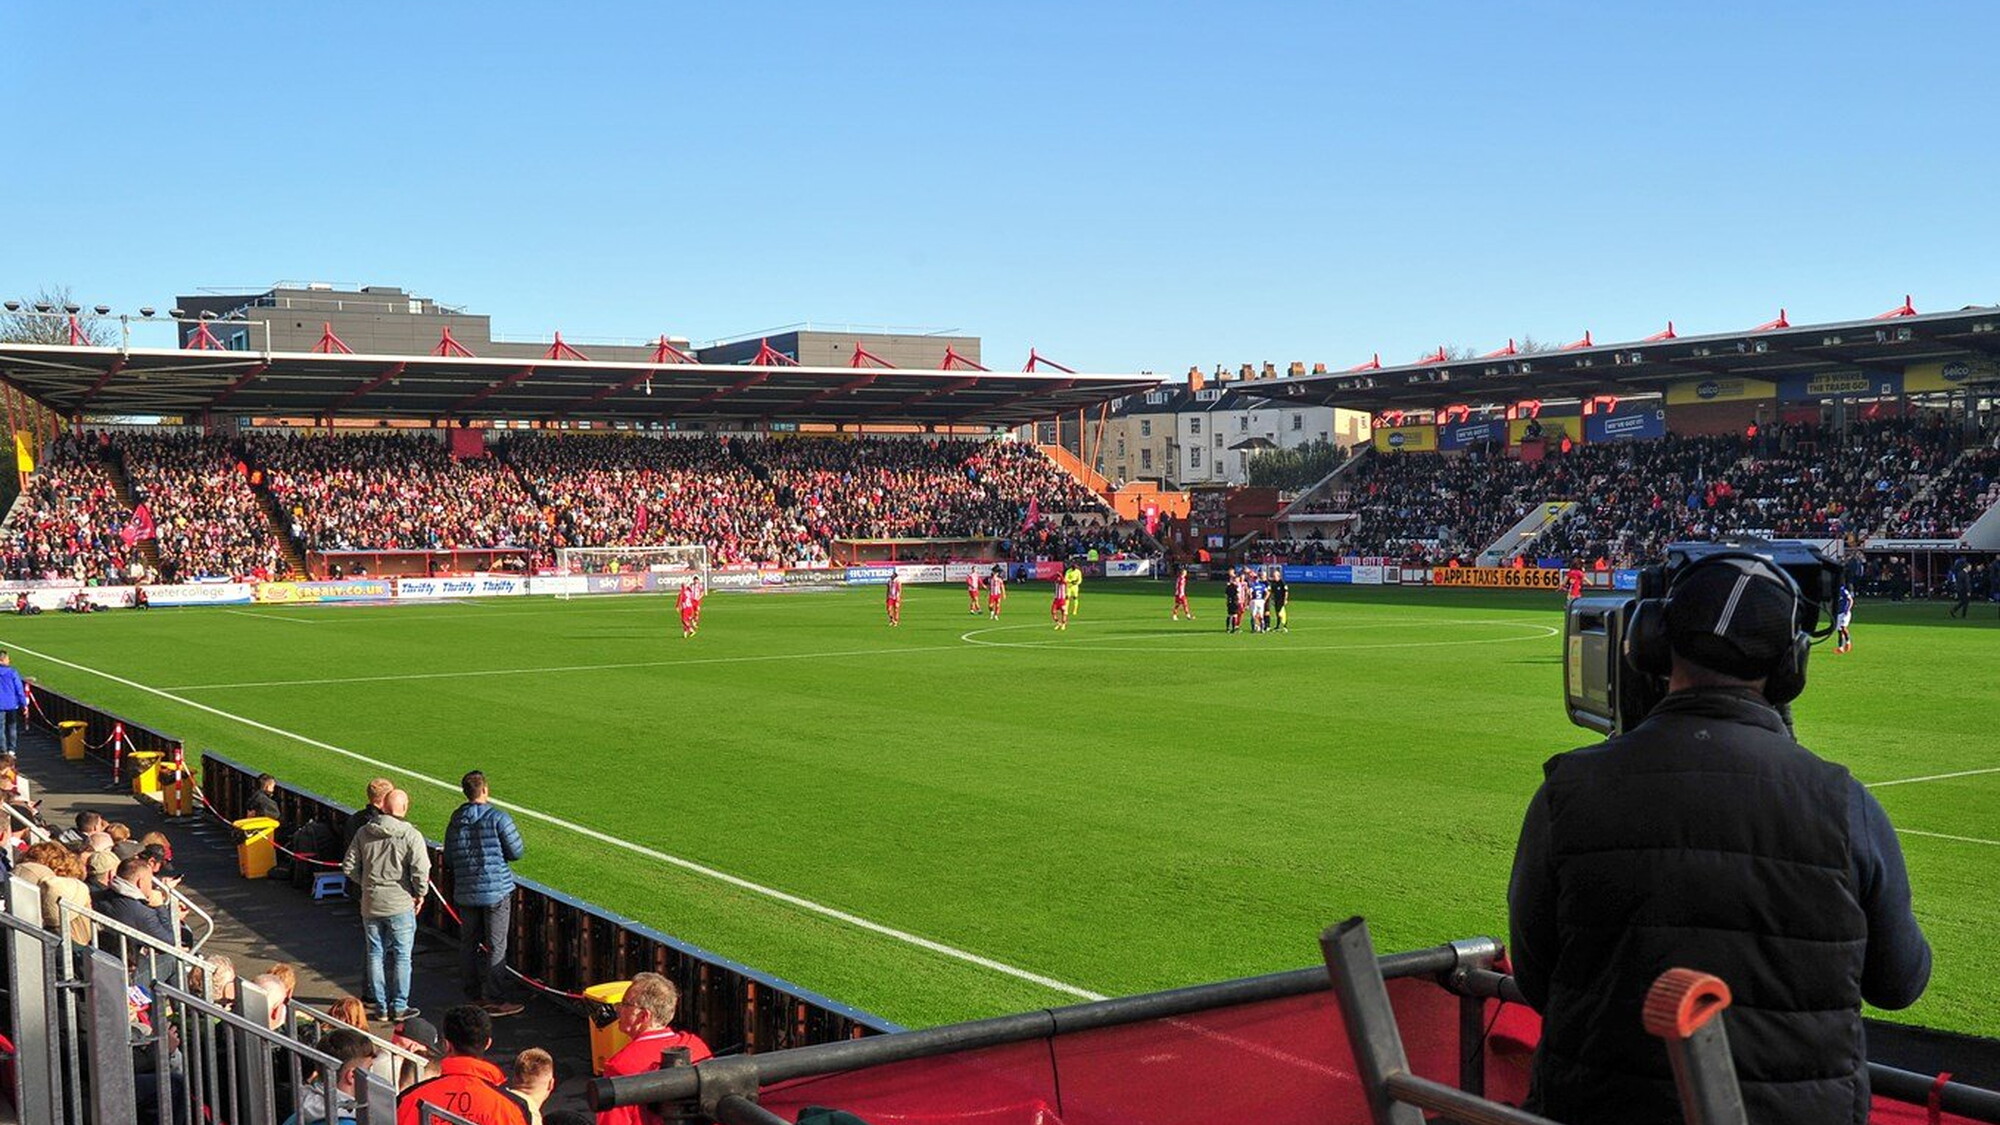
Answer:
[
  {"left": 5, "top": 799, "right": 214, "bottom": 952},
  {"left": 289, "top": 997, "right": 429, "bottom": 1076},
  {"left": 48, "top": 887, "right": 218, "bottom": 1000}
]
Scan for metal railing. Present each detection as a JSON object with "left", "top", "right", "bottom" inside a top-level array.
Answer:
[
  {"left": 288, "top": 997, "right": 431, "bottom": 1088},
  {"left": 150, "top": 978, "right": 399, "bottom": 1125}
]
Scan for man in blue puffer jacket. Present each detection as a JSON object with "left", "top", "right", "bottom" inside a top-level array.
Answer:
[{"left": 442, "top": 770, "right": 526, "bottom": 1018}]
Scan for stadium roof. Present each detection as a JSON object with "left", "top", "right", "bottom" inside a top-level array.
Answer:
[
  {"left": 1238, "top": 305, "right": 2000, "bottom": 413},
  {"left": 0, "top": 343, "right": 1157, "bottom": 428}
]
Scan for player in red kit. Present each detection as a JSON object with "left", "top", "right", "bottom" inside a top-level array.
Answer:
[
  {"left": 885, "top": 574, "right": 903, "bottom": 627},
  {"left": 1050, "top": 576, "right": 1070, "bottom": 630},
  {"left": 986, "top": 567, "right": 1006, "bottom": 619},
  {"left": 1565, "top": 563, "right": 1585, "bottom": 601},
  {"left": 677, "top": 578, "right": 702, "bottom": 638},
  {"left": 966, "top": 569, "right": 981, "bottom": 614},
  {"left": 1171, "top": 564, "right": 1194, "bottom": 620}
]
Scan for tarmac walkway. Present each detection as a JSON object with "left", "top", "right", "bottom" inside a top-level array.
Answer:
[{"left": 18, "top": 727, "right": 599, "bottom": 1116}]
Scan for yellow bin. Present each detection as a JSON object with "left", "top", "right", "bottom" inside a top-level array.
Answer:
[
  {"left": 233, "top": 816, "right": 280, "bottom": 879},
  {"left": 128, "top": 751, "right": 166, "bottom": 795},
  {"left": 58, "top": 720, "right": 88, "bottom": 761},
  {"left": 583, "top": 981, "right": 633, "bottom": 1075}
]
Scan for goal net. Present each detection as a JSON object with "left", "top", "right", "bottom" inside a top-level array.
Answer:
[{"left": 555, "top": 545, "right": 709, "bottom": 599}]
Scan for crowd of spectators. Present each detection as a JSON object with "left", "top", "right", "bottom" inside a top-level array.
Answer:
[
  {"left": 245, "top": 432, "right": 553, "bottom": 555},
  {"left": 505, "top": 433, "right": 803, "bottom": 567},
  {"left": 1281, "top": 417, "right": 1994, "bottom": 568},
  {"left": 109, "top": 432, "right": 291, "bottom": 581},
  {"left": 0, "top": 434, "right": 140, "bottom": 583}
]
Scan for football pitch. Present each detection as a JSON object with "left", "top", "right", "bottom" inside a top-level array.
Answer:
[{"left": 2, "top": 582, "right": 1993, "bottom": 1035}]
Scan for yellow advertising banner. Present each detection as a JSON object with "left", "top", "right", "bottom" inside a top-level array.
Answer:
[
  {"left": 1665, "top": 376, "right": 1779, "bottom": 405},
  {"left": 1508, "top": 417, "right": 1581, "bottom": 446},
  {"left": 1371, "top": 425, "right": 1437, "bottom": 453},
  {"left": 1905, "top": 358, "right": 2000, "bottom": 393},
  {"left": 1431, "top": 566, "right": 1565, "bottom": 589},
  {"left": 12, "top": 432, "right": 33, "bottom": 474}
]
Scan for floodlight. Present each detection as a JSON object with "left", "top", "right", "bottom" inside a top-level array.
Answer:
[
  {"left": 199, "top": 310, "right": 217, "bottom": 320},
  {"left": 33, "top": 302, "right": 52, "bottom": 313},
  {"left": 2, "top": 302, "right": 17, "bottom": 312},
  {"left": 62, "top": 303, "right": 79, "bottom": 314},
  {"left": 170, "top": 308, "right": 186, "bottom": 319},
  {"left": 93, "top": 305, "right": 110, "bottom": 315},
  {"left": 139, "top": 308, "right": 156, "bottom": 318}
]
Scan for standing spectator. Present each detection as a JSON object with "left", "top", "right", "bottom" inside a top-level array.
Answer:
[
  {"left": 343, "top": 789, "right": 429, "bottom": 1022},
  {"left": 598, "top": 973, "right": 712, "bottom": 1125},
  {"left": 396, "top": 1005, "right": 532, "bottom": 1125},
  {"left": 443, "top": 770, "right": 526, "bottom": 1018},
  {"left": 344, "top": 778, "right": 394, "bottom": 848},
  {"left": 0, "top": 652, "right": 26, "bottom": 755}
]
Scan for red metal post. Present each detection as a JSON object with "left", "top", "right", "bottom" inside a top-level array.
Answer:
[
  {"left": 544, "top": 333, "right": 591, "bottom": 361},
  {"left": 312, "top": 322, "right": 355, "bottom": 354},
  {"left": 433, "top": 327, "right": 477, "bottom": 357}
]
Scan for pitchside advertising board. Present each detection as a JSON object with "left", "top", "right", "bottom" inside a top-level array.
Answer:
[
  {"left": 394, "top": 576, "right": 529, "bottom": 599},
  {"left": 254, "top": 580, "right": 394, "bottom": 604},
  {"left": 1280, "top": 564, "right": 1385, "bottom": 585},
  {"left": 1584, "top": 409, "right": 1667, "bottom": 443},
  {"left": 1431, "top": 566, "right": 1565, "bottom": 589}
]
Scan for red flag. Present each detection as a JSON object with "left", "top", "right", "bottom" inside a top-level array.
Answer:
[
  {"left": 1142, "top": 502, "right": 1161, "bottom": 536},
  {"left": 120, "top": 503, "right": 156, "bottom": 548},
  {"left": 1022, "top": 496, "right": 1040, "bottom": 530}
]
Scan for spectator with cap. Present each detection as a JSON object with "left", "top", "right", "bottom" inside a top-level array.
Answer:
[
  {"left": 0, "top": 651, "right": 27, "bottom": 755},
  {"left": 391, "top": 1015, "right": 444, "bottom": 1089},
  {"left": 1508, "top": 553, "right": 1931, "bottom": 1125},
  {"left": 343, "top": 788, "right": 429, "bottom": 1022},
  {"left": 598, "top": 972, "right": 712, "bottom": 1125},
  {"left": 396, "top": 1004, "right": 532, "bottom": 1125},
  {"left": 443, "top": 769, "right": 526, "bottom": 1018}
]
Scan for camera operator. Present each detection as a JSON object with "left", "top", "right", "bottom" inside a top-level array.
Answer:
[{"left": 1509, "top": 554, "right": 1931, "bottom": 1125}]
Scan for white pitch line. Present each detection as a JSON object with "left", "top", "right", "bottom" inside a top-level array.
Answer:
[
  {"left": 0, "top": 639, "right": 1105, "bottom": 1003},
  {"left": 1866, "top": 766, "right": 2000, "bottom": 789},
  {"left": 223, "top": 610, "right": 323, "bottom": 626},
  {"left": 164, "top": 643, "right": 972, "bottom": 691},
  {"left": 1898, "top": 828, "right": 2000, "bottom": 848}
]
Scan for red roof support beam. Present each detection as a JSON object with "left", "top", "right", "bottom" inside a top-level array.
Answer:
[
  {"left": 849, "top": 344, "right": 896, "bottom": 369},
  {"left": 328, "top": 363, "right": 407, "bottom": 415},
  {"left": 75, "top": 358, "right": 128, "bottom": 407},
  {"left": 751, "top": 339, "right": 800, "bottom": 366},
  {"left": 544, "top": 333, "right": 590, "bottom": 361},
  {"left": 688, "top": 370, "right": 772, "bottom": 410},
  {"left": 650, "top": 336, "right": 698, "bottom": 365},
  {"left": 1348, "top": 353, "right": 1383, "bottom": 372},
  {"left": 312, "top": 323, "right": 355, "bottom": 355},
  {"left": 939, "top": 346, "right": 988, "bottom": 371},
  {"left": 1022, "top": 349, "right": 1076, "bottom": 374},
  {"left": 1750, "top": 309, "right": 1790, "bottom": 332},
  {"left": 205, "top": 363, "right": 270, "bottom": 409},
  {"left": 433, "top": 327, "right": 476, "bottom": 357},
  {"left": 451, "top": 366, "right": 537, "bottom": 414},
  {"left": 1642, "top": 321, "right": 1678, "bottom": 341},
  {"left": 1872, "top": 295, "right": 1918, "bottom": 320}
]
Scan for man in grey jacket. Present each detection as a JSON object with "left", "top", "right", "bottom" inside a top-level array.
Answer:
[{"left": 342, "top": 788, "right": 429, "bottom": 1022}]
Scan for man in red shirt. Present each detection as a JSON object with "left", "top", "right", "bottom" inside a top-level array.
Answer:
[
  {"left": 986, "top": 568, "right": 1006, "bottom": 619},
  {"left": 397, "top": 1005, "right": 531, "bottom": 1125},
  {"left": 885, "top": 574, "right": 903, "bottom": 627},
  {"left": 600, "top": 972, "right": 714, "bottom": 1125},
  {"left": 1171, "top": 564, "right": 1193, "bottom": 620},
  {"left": 1565, "top": 564, "right": 1585, "bottom": 601},
  {"left": 966, "top": 568, "right": 981, "bottom": 614},
  {"left": 1050, "top": 576, "right": 1069, "bottom": 630}
]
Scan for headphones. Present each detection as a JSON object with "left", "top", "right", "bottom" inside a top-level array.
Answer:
[{"left": 1624, "top": 550, "right": 1812, "bottom": 705}]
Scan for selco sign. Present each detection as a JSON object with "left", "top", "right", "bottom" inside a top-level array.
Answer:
[
  {"left": 1666, "top": 377, "right": 1778, "bottom": 405},
  {"left": 1905, "top": 358, "right": 2000, "bottom": 393},
  {"left": 1430, "top": 566, "right": 1565, "bottom": 589}
]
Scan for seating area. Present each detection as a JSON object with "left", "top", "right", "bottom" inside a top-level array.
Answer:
[
  {"left": 243, "top": 432, "right": 553, "bottom": 555},
  {"left": 109, "top": 431, "right": 291, "bottom": 581},
  {"left": 0, "top": 434, "right": 140, "bottom": 583}
]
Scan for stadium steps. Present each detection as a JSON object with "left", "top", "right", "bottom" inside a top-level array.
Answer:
[
  {"left": 95, "top": 445, "right": 163, "bottom": 573},
  {"left": 1037, "top": 441, "right": 1116, "bottom": 503},
  {"left": 236, "top": 451, "right": 311, "bottom": 579},
  {"left": 491, "top": 440, "right": 587, "bottom": 546},
  {"left": 1478, "top": 500, "right": 1577, "bottom": 566},
  {"left": 1274, "top": 445, "right": 1372, "bottom": 520}
]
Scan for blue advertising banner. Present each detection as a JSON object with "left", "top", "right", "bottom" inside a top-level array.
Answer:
[
  {"left": 1775, "top": 369, "right": 1901, "bottom": 402},
  {"left": 1282, "top": 564, "right": 1352, "bottom": 584},
  {"left": 844, "top": 566, "right": 895, "bottom": 585},
  {"left": 1612, "top": 569, "right": 1640, "bottom": 591},
  {"left": 1437, "top": 419, "right": 1505, "bottom": 450},
  {"left": 1584, "top": 409, "right": 1667, "bottom": 443}
]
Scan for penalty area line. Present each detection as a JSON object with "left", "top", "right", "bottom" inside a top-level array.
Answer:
[
  {"left": 0, "top": 638, "right": 1106, "bottom": 1004},
  {"left": 1898, "top": 828, "right": 2000, "bottom": 848}
]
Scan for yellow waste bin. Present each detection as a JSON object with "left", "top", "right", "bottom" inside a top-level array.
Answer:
[
  {"left": 233, "top": 816, "right": 280, "bottom": 879},
  {"left": 59, "top": 720, "right": 88, "bottom": 761},
  {"left": 583, "top": 981, "right": 633, "bottom": 1075},
  {"left": 129, "top": 751, "right": 166, "bottom": 795}
]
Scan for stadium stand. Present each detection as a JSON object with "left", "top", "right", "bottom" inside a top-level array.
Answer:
[
  {"left": 0, "top": 434, "right": 138, "bottom": 583},
  {"left": 244, "top": 431, "right": 553, "bottom": 556},
  {"left": 109, "top": 431, "right": 291, "bottom": 581}
]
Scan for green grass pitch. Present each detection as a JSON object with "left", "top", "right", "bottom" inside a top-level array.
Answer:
[{"left": 1, "top": 582, "right": 1992, "bottom": 1035}]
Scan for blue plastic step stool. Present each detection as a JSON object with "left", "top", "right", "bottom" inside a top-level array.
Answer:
[{"left": 311, "top": 872, "right": 347, "bottom": 900}]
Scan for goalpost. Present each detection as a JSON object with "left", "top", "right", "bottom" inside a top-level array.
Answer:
[{"left": 554, "top": 545, "right": 710, "bottom": 599}]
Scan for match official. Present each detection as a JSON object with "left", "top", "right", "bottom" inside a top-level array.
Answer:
[{"left": 1508, "top": 555, "right": 1930, "bottom": 1125}]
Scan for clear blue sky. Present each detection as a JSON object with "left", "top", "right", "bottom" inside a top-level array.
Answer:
[{"left": 6, "top": 2, "right": 1996, "bottom": 375}]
